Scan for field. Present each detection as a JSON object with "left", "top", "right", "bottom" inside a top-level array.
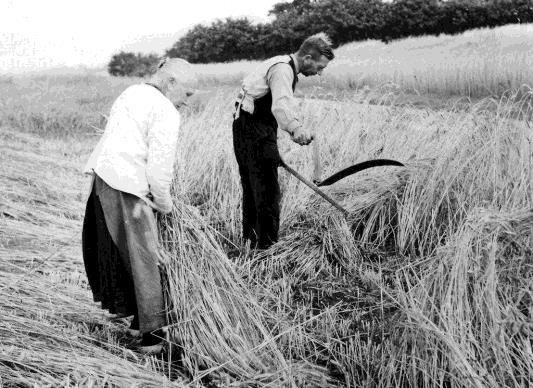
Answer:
[
  {"left": 1, "top": 24, "right": 532, "bottom": 387},
  {"left": 193, "top": 24, "right": 533, "bottom": 99}
]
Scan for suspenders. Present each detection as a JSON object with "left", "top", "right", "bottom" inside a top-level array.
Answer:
[{"left": 234, "top": 56, "right": 298, "bottom": 120}]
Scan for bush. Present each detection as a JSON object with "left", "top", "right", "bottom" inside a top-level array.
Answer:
[
  {"left": 166, "top": 18, "right": 272, "bottom": 63},
  {"left": 107, "top": 52, "right": 159, "bottom": 77}
]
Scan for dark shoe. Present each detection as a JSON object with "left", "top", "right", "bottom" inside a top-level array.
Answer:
[
  {"left": 137, "top": 328, "right": 166, "bottom": 355},
  {"left": 108, "top": 312, "right": 133, "bottom": 322},
  {"left": 126, "top": 315, "right": 140, "bottom": 337}
]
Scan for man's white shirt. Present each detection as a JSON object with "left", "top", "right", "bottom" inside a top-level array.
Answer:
[
  {"left": 84, "top": 83, "right": 180, "bottom": 214},
  {"left": 239, "top": 54, "right": 302, "bottom": 134}
]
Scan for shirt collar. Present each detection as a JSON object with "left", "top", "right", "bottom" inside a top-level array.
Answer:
[
  {"left": 145, "top": 82, "right": 164, "bottom": 95},
  {"left": 289, "top": 53, "right": 300, "bottom": 74}
]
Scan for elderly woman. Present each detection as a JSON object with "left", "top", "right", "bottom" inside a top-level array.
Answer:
[{"left": 82, "top": 58, "right": 196, "bottom": 354}]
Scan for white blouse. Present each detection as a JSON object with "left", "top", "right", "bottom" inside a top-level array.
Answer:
[{"left": 84, "top": 83, "right": 180, "bottom": 214}]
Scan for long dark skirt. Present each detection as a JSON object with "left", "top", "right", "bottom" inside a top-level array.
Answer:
[{"left": 82, "top": 175, "right": 166, "bottom": 334}]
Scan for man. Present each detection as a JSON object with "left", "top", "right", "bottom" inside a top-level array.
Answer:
[
  {"left": 82, "top": 58, "right": 196, "bottom": 354},
  {"left": 232, "top": 32, "right": 334, "bottom": 249}
]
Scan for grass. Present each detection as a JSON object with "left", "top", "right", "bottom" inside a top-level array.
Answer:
[
  {"left": 158, "top": 89, "right": 532, "bottom": 386},
  {"left": 189, "top": 23, "right": 533, "bottom": 100},
  {"left": 3, "top": 23, "right": 532, "bottom": 141},
  {"left": 0, "top": 74, "right": 132, "bottom": 138},
  {"left": 1, "top": 25, "right": 532, "bottom": 387},
  {"left": 321, "top": 23, "right": 533, "bottom": 98},
  {"left": 0, "top": 130, "right": 188, "bottom": 387}
]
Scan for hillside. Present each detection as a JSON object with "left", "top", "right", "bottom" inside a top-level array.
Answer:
[
  {"left": 325, "top": 23, "right": 533, "bottom": 96},
  {"left": 191, "top": 24, "right": 533, "bottom": 99}
]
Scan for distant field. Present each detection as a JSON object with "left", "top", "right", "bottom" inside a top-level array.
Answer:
[{"left": 192, "top": 24, "right": 533, "bottom": 98}]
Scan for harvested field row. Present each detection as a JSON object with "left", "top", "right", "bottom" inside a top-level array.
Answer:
[{"left": 1, "top": 85, "right": 532, "bottom": 386}]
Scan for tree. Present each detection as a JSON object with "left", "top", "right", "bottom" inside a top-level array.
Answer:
[
  {"left": 308, "top": 0, "right": 387, "bottom": 44},
  {"left": 166, "top": 18, "right": 267, "bottom": 63},
  {"left": 382, "top": 0, "right": 443, "bottom": 41},
  {"left": 107, "top": 52, "right": 159, "bottom": 77}
]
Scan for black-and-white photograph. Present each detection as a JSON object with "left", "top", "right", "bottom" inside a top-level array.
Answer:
[{"left": 1, "top": 0, "right": 533, "bottom": 386}]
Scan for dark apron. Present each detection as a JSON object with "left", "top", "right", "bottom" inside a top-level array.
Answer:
[
  {"left": 82, "top": 174, "right": 166, "bottom": 333},
  {"left": 232, "top": 57, "right": 298, "bottom": 249}
]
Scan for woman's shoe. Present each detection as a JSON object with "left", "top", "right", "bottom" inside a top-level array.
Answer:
[
  {"left": 126, "top": 315, "right": 141, "bottom": 337},
  {"left": 137, "top": 328, "right": 166, "bottom": 355}
]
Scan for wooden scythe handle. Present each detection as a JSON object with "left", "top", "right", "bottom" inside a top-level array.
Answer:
[{"left": 280, "top": 160, "right": 349, "bottom": 217}]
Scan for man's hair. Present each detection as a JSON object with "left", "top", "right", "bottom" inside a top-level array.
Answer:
[{"left": 298, "top": 32, "right": 334, "bottom": 61}]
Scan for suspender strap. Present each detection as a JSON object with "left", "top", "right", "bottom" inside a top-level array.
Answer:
[
  {"left": 287, "top": 57, "right": 298, "bottom": 91},
  {"left": 234, "top": 55, "right": 298, "bottom": 120}
]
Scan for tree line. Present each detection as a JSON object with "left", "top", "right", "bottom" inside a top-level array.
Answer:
[{"left": 108, "top": 0, "right": 533, "bottom": 75}]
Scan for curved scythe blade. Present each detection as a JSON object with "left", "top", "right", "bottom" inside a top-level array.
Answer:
[{"left": 316, "top": 159, "right": 404, "bottom": 187}]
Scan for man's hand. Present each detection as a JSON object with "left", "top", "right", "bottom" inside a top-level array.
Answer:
[{"left": 290, "top": 127, "right": 314, "bottom": 146}]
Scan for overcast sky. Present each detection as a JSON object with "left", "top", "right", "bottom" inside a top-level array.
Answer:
[{"left": 1, "top": 0, "right": 280, "bottom": 73}]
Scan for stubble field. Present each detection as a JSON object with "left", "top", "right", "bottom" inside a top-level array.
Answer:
[{"left": 1, "top": 24, "right": 532, "bottom": 387}]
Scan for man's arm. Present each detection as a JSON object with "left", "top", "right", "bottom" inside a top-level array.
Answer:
[
  {"left": 267, "top": 63, "right": 300, "bottom": 134},
  {"left": 267, "top": 64, "right": 312, "bottom": 145},
  {"left": 146, "top": 108, "right": 181, "bottom": 214}
]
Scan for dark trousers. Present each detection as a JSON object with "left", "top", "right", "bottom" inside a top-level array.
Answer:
[{"left": 232, "top": 111, "right": 281, "bottom": 249}]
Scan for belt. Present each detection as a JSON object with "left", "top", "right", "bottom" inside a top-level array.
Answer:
[{"left": 233, "top": 90, "right": 245, "bottom": 119}]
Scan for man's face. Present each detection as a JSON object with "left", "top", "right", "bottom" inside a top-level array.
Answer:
[{"left": 301, "top": 55, "right": 330, "bottom": 77}]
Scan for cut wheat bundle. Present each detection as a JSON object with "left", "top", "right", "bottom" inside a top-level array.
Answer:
[
  {"left": 384, "top": 207, "right": 533, "bottom": 387},
  {"left": 158, "top": 202, "right": 336, "bottom": 386},
  {"left": 0, "top": 270, "right": 187, "bottom": 387}
]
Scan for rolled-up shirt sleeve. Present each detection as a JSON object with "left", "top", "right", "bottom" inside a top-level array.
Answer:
[
  {"left": 146, "top": 107, "right": 181, "bottom": 214},
  {"left": 267, "top": 63, "right": 301, "bottom": 134}
]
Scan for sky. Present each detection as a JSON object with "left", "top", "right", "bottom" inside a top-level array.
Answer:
[{"left": 1, "top": 0, "right": 281, "bottom": 73}]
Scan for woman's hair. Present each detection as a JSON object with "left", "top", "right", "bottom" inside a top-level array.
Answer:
[{"left": 151, "top": 57, "right": 196, "bottom": 85}]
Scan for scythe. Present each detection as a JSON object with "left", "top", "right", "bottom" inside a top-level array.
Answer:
[{"left": 280, "top": 156, "right": 404, "bottom": 216}]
